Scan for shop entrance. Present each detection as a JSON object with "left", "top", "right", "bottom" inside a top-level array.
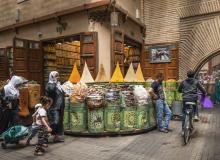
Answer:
[
  {"left": 13, "top": 38, "right": 43, "bottom": 85},
  {"left": 42, "top": 32, "right": 98, "bottom": 84},
  {"left": 112, "top": 30, "right": 142, "bottom": 75}
]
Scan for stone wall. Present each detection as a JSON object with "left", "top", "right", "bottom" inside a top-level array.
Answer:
[{"left": 0, "top": 0, "right": 105, "bottom": 29}]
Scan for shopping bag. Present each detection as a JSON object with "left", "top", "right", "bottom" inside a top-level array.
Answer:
[{"left": 202, "top": 96, "right": 214, "bottom": 109}]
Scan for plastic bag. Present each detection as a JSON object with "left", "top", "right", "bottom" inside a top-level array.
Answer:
[{"left": 133, "top": 85, "right": 149, "bottom": 106}]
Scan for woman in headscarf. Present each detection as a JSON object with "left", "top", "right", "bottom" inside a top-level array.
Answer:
[
  {"left": 45, "top": 71, "right": 65, "bottom": 142},
  {"left": 0, "top": 76, "right": 23, "bottom": 133}
]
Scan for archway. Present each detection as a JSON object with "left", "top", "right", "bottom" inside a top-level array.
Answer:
[
  {"left": 179, "top": 15, "right": 220, "bottom": 80},
  {"left": 193, "top": 50, "right": 220, "bottom": 76}
]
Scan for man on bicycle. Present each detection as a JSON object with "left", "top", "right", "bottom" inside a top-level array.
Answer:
[{"left": 178, "top": 70, "right": 206, "bottom": 135}]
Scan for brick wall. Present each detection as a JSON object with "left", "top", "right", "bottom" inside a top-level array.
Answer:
[{"left": 142, "top": 0, "right": 220, "bottom": 79}]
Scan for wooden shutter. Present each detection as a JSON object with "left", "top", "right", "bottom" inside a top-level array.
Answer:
[
  {"left": 0, "top": 48, "right": 9, "bottom": 80},
  {"left": 13, "top": 38, "right": 43, "bottom": 86},
  {"left": 80, "top": 32, "right": 98, "bottom": 79},
  {"left": 111, "top": 30, "right": 124, "bottom": 75}
]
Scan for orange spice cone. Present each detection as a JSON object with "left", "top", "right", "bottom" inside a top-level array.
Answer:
[{"left": 68, "top": 62, "right": 80, "bottom": 83}]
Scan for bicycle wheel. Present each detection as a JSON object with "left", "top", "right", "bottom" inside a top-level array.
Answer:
[{"left": 183, "top": 114, "right": 190, "bottom": 145}]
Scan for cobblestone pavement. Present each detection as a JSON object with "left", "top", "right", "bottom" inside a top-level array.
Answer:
[{"left": 0, "top": 105, "right": 220, "bottom": 160}]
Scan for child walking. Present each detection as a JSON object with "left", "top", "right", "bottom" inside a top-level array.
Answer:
[
  {"left": 34, "top": 96, "right": 52, "bottom": 156},
  {"left": 26, "top": 103, "right": 43, "bottom": 145}
]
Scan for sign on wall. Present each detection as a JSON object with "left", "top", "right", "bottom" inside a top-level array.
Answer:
[{"left": 147, "top": 45, "right": 176, "bottom": 63}]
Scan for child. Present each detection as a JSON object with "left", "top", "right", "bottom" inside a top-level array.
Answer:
[
  {"left": 34, "top": 96, "right": 52, "bottom": 156},
  {"left": 26, "top": 103, "right": 43, "bottom": 145}
]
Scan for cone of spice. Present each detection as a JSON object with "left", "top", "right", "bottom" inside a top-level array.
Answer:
[
  {"left": 110, "top": 62, "right": 124, "bottom": 82},
  {"left": 80, "top": 62, "right": 94, "bottom": 83},
  {"left": 68, "top": 62, "right": 80, "bottom": 83}
]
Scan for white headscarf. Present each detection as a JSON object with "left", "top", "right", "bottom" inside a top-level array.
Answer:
[
  {"left": 4, "top": 76, "right": 23, "bottom": 99},
  {"left": 48, "top": 71, "right": 63, "bottom": 92}
]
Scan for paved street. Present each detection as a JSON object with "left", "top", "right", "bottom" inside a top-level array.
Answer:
[{"left": 0, "top": 105, "right": 220, "bottom": 160}]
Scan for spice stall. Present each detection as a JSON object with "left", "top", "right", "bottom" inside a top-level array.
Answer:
[{"left": 62, "top": 61, "right": 157, "bottom": 136}]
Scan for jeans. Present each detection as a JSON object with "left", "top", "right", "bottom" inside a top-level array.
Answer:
[{"left": 155, "top": 99, "right": 172, "bottom": 129}]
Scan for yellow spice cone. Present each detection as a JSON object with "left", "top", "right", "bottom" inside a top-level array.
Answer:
[
  {"left": 124, "top": 63, "right": 137, "bottom": 82},
  {"left": 135, "top": 63, "right": 145, "bottom": 82},
  {"left": 80, "top": 62, "right": 94, "bottom": 83},
  {"left": 68, "top": 62, "right": 80, "bottom": 83},
  {"left": 95, "top": 64, "right": 109, "bottom": 82},
  {"left": 110, "top": 62, "right": 124, "bottom": 82}
]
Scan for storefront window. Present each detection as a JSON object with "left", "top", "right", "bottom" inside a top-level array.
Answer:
[
  {"left": 15, "top": 39, "right": 24, "bottom": 48},
  {"left": 29, "top": 42, "right": 40, "bottom": 49},
  {"left": 82, "top": 35, "right": 93, "bottom": 43}
]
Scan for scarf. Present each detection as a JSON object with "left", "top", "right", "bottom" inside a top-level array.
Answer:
[
  {"left": 48, "top": 71, "right": 63, "bottom": 92},
  {"left": 4, "top": 76, "right": 23, "bottom": 99}
]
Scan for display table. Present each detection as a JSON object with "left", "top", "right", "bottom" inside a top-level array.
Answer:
[
  {"left": 64, "top": 84, "right": 157, "bottom": 136},
  {"left": 63, "top": 98, "right": 157, "bottom": 136}
]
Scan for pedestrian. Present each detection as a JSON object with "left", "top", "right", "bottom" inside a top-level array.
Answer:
[
  {"left": 178, "top": 70, "right": 206, "bottom": 135},
  {"left": 45, "top": 71, "right": 65, "bottom": 142},
  {"left": 212, "top": 77, "right": 220, "bottom": 104},
  {"left": 34, "top": 96, "right": 52, "bottom": 156},
  {"left": 26, "top": 103, "right": 44, "bottom": 145},
  {"left": 2, "top": 76, "right": 23, "bottom": 130},
  {"left": 149, "top": 73, "right": 172, "bottom": 133}
]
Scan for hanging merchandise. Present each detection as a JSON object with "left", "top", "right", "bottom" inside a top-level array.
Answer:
[
  {"left": 135, "top": 63, "right": 145, "bottom": 82},
  {"left": 110, "top": 62, "right": 124, "bottom": 82},
  {"left": 124, "top": 63, "right": 137, "bottom": 82},
  {"left": 133, "top": 85, "right": 150, "bottom": 106},
  {"left": 68, "top": 62, "right": 81, "bottom": 83},
  {"left": 80, "top": 62, "right": 94, "bottom": 83},
  {"left": 95, "top": 64, "right": 109, "bottom": 82}
]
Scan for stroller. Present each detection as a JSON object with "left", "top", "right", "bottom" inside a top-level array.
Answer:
[{"left": 1, "top": 125, "right": 29, "bottom": 149}]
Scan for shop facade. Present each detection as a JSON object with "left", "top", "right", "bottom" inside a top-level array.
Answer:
[{"left": 0, "top": 1, "right": 145, "bottom": 88}]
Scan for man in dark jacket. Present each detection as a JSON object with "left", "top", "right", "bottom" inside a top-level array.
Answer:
[{"left": 178, "top": 70, "right": 206, "bottom": 132}]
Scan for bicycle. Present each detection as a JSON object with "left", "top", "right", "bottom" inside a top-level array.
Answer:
[{"left": 183, "top": 101, "right": 196, "bottom": 145}]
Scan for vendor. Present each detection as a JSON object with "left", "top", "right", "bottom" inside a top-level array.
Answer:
[{"left": 45, "top": 71, "right": 65, "bottom": 142}]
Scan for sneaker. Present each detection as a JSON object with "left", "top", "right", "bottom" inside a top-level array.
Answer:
[
  {"left": 181, "top": 130, "right": 184, "bottom": 137},
  {"left": 194, "top": 116, "right": 199, "bottom": 122},
  {"left": 34, "top": 150, "right": 44, "bottom": 156},
  {"left": 159, "top": 128, "right": 168, "bottom": 133},
  {"left": 42, "top": 144, "right": 48, "bottom": 148},
  {"left": 166, "top": 128, "right": 173, "bottom": 132},
  {"left": 53, "top": 135, "right": 65, "bottom": 142}
]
